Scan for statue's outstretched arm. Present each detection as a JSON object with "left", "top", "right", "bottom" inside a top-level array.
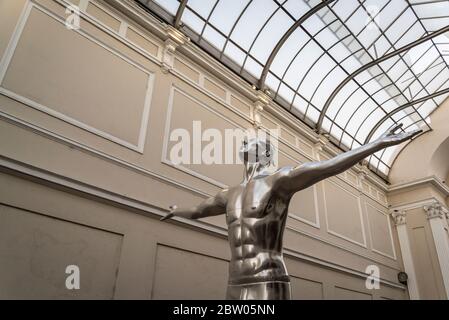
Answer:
[
  {"left": 160, "top": 189, "right": 228, "bottom": 221},
  {"left": 276, "top": 124, "right": 422, "bottom": 194}
]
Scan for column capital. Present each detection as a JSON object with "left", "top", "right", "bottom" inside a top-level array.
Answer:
[
  {"left": 252, "top": 91, "right": 271, "bottom": 128},
  {"left": 255, "top": 90, "right": 271, "bottom": 106},
  {"left": 313, "top": 134, "right": 329, "bottom": 160},
  {"left": 165, "top": 25, "right": 190, "bottom": 46},
  {"left": 424, "top": 201, "right": 446, "bottom": 220},
  {"left": 358, "top": 161, "right": 370, "bottom": 180},
  {"left": 161, "top": 26, "right": 190, "bottom": 73},
  {"left": 391, "top": 210, "right": 407, "bottom": 226}
]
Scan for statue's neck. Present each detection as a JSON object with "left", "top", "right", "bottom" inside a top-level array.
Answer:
[{"left": 244, "top": 163, "right": 264, "bottom": 183}]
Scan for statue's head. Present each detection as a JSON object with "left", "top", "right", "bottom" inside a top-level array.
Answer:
[{"left": 239, "top": 138, "right": 274, "bottom": 167}]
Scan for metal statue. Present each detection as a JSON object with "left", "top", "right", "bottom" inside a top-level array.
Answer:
[{"left": 161, "top": 123, "right": 421, "bottom": 300}]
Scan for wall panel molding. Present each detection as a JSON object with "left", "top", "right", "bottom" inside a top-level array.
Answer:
[
  {"left": 161, "top": 85, "right": 242, "bottom": 189},
  {"left": 365, "top": 202, "right": 397, "bottom": 260},
  {"left": 322, "top": 179, "right": 368, "bottom": 249},
  {"left": 161, "top": 84, "right": 317, "bottom": 190},
  {"left": 289, "top": 185, "right": 321, "bottom": 229},
  {"left": 0, "top": 0, "right": 155, "bottom": 153}
]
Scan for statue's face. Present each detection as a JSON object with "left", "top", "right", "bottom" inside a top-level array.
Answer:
[{"left": 239, "top": 138, "right": 272, "bottom": 166}]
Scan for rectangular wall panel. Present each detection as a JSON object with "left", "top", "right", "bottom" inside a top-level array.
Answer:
[
  {"left": 290, "top": 276, "right": 324, "bottom": 300},
  {"left": 0, "top": 204, "right": 123, "bottom": 299},
  {"left": 152, "top": 245, "right": 228, "bottom": 300},
  {"left": 366, "top": 203, "right": 396, "bottom": 259},
  {"left": 0, "top": 4, "right": 154, "bottom": 151},
  {"left": 324, "top": 180, "right": 366, "bottom": 247},
  {"left": 334, "top": 286, "right": 372, "bottom": 300},
  {"left": 163, "top": 86, "right": 246, "bottom": 187}
]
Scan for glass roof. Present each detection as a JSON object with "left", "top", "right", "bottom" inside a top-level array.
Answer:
[{"left": 137, "top": 0, "right": 449, "bottom": 179}]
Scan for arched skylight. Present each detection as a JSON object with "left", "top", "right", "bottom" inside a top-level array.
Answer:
[{"left": 138, "top": 0, "right": 449, "bottom": 179}]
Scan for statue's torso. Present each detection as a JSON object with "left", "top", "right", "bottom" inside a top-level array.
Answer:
[{"left": 225, "top": 175, "right": 291, "bottom": 285}]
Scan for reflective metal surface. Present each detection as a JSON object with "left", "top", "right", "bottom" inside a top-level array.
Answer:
[
  {"left": 161, "top": 125, "right": 421, "bottom": 300},
  {"left": 226, "top": 281, "right": 291, "bottom": 300}
]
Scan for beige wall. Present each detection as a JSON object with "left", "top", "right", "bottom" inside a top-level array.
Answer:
[
  {"left": 390, "top": 97, "right": 449, "bottom": 184},
  {"left": 0, "top": 0, "right": 407, "bottom": 299}
]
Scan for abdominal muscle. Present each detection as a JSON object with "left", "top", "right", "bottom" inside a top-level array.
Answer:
[{"left": 226, "top": 215, "right": 289, "bottom": 285}]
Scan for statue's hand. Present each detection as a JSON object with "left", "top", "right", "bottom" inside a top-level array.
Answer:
[
  {"left": 377, "top": 123, "right": 422, "bottom": 147},
  {"left": 160, "top": 205, "right": 178, "bottom": 221}
]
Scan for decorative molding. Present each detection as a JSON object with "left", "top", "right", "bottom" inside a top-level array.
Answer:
[
  {"left": 322, "top": 178, "right": 368, "bottom": 249},
  {"left": 172, "top": 56, "right": 253, "bottom": 123},
  {"left": 118, "top": 20, "right": 128, "bottom": 37},
  {"left": 313, "top": 134, "right": 329, "bottom": 161},
  {"left": 0, "top": 111, "right": 211, "bottom": 198},
  {"left": 127, "top": 23, "right": 162, "bottom": 59},
  {"left": 78, "top": 0, "right": 89, "bottom": 12},
  {"left": 252, "top": 90, "right": 271, "bottom": 129},
  {"left": 390, "top": 210, "right": 407, "bottom": 226},
  {"left": 365, "top": 202, "right": 397, "bottom": 260},
  {"left": 0, "top": 0, "right": 155, "bottom": 153},
  {"left": 389, "top": 196, "right": 444, "bottom": 212},
  {"left": 161, "top": 26, "right": 189, "bottom": 73},
  {"left": 161, "top": 85, "right": 328, "bottom": 194},
  {"left": 228, "top": 93, "right": 251, "bottom": 116},
  {"left": 357, "top": 163, "right": 370, "bottom": 184},
  {"left": 86, "top": 0, "right": 122, "bottom": 31},
  {"left": 288, "top": 184, "right": 321, "bottom": 229},
  {"left": 424, "top": 202, "right": 445, "bottom": 220},
  {"left": 161, "top": 85, "right": 238, "bottom": 189},
  {"left": 0, "top": 0, "right": 32, "bottom": 83},
  {"left": 73, "top": 0, "right": 164, "bottom": 64},
  {"left": 389, "top": 175, "right": 449, "bottom": 197}
]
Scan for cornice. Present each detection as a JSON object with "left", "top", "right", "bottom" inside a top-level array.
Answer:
[{"left": 389, "top": 175, "right": 449, "bottom": 197}]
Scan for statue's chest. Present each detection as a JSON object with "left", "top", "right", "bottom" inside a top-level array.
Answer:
[{"left": 227, "top": 180, "right": 274, "bottom": 219}]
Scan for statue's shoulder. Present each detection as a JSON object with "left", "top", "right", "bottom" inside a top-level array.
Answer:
[
  {"left": 274, "top": 166, "right": 294, "bottom": 176},
  {"left": 268, "top": 166, "right": 294, "bottom": 182},
  {"left": 221, "top": 185, "right": 238, "bottom": 196}
]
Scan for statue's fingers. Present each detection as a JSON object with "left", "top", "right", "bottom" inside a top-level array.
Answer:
[
  {"left": 398, "top": 129, "right": 422, "bottom": 142},
  {"left": 408, "top": 128, "right": 423, "bottom": 138},
  {"left": 391, "top": 123, "right": 403, "bottom": 134}
]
